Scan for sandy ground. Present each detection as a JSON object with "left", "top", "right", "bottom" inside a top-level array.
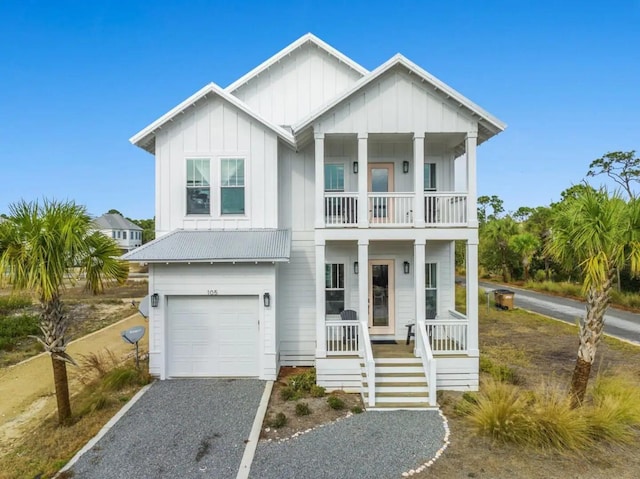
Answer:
[{"left": 0, "top": 312, "right": 149, "bottom": 450}]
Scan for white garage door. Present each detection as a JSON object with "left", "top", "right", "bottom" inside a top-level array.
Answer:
[{"left": 167, "top": 296, "right": 259, "bottom": 377}]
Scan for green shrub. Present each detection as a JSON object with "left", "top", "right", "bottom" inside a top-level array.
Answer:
[
  {"left": 295, "top": 402, "right": 311, "bottom": 416},
  {"left": 327, "top": 395, "right": 345, "bottom": 410},
  {"left": 268, "top": 412, "right": 287, "bottom": 429},
  {"left": 479, "top": 357, "right": 520, "bottom": 384},
  {"left": 279, "top": 386, "right": 300, "bottom": 401},
  {"left": 0, "top": 314, "right": 40, "bottom": 351},
  {"left": 0, "top": 295, "right": 32, "bottom": 313},
  {"left": 310, "top": 385, "right": 326, "bottom": 398},
  {"left": 287, "top": 369, "right": 316, "bottom": 393},
  {"left": 533, "top": 269, "right": 547, "bottom": 282},
  {"left": 350, "top": 405, "right": 363, "bottom": 414}
]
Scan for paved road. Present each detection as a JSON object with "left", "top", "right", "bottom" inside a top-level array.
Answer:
[{"left": 479, "top": 282, "right": 640, "bottom": 345}]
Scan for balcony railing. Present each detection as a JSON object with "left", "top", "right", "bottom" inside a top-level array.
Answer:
[
  {"left": 325, "top": 320, "right": 360, "bottom": 354},
  {"left": 323, "top": 192, "right": 469, "bottom": 227},
  {"left": 425, "top": 319, "right": 468, "bottom": 354}
]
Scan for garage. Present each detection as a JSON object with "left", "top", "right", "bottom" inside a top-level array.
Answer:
[{"left": 167, "top": 295, "right": 260, "bottom": 377}]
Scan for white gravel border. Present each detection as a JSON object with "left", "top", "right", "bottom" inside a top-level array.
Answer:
[
  {"left": 401, "top": 408, "right": 451, "bottom": 477},
  {"left": 54, "top": 382, "right": 153, "bottom": 478}
]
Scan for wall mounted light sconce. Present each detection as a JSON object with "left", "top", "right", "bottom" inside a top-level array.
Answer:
[
  {"left": 353, "top": 261, "right": 359, "bottom": 274},
  {"left": 353, "top": 161, "right": 359, "bottom": 174},
  {"left": 150, "top": 293, "right": 160, "bottom": 308},
  {"left": 402, "top": 161, "right": 410, "bottom": 174},
  {"left": 263, "top": 292, "right": 271, "bottom": 307},
  {"left": 403, "top": 261, "right": 410, "bottom": 274}
]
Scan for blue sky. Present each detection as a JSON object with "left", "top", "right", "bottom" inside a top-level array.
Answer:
[{"left": 1, "top": 1, "right": 638, "bottom": 219}]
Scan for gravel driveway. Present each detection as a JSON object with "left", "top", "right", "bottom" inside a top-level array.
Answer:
[
  {"left": 249, "top": 410, "right": 445, "bottom": 479},
  {"left": 69, "top": 379, "right": 264, "bottom": 479}
]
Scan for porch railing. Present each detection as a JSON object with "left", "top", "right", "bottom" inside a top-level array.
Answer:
[
  {"left": 325, "top": 320, "right": 359, "bottom": 354},
  {"left": 359, "top": 321, "right": 376, "bottom": 407},
  {"left": 368, "top": 193, "right": 414, "bottom": 225},
  {"left": 425, "top": 319, "right": 468, "bottom": 354},
  {"left": 416, "top": 319, "right": 437, "bottom": 406},
  {"left": 324, "top": 192, "right": 358, "bottom": 226},
  {"left": 424, "top": 192, "right": 468, "bottom": 225}
]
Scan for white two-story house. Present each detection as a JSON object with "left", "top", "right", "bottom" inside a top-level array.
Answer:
[
  {"left": 94, "top": 213, "right": 143, "bottom": 252},
  {"left": 123, "top": 34, "right": 505, "bottom": 408}
]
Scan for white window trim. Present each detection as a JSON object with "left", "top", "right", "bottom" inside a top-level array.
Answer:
[
  {"left": 325, "top": 262, "right": 346, "bottom": 318},
  {"left": 424, "top": 163, "right": 437, "bottom": 191},
  {"left": 219, "top": 157, "right": 247, "bottom": 217},
  {"left": 185, "top": 156, "right": 213, "bottom": 217},
  {"left": 324, "top": 161, "right": 347, "bottom": 192},
  {"left": 425, "top": 262, "right": 438, "bottom": 319}
]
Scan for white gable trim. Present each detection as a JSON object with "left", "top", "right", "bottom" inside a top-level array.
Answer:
[
  {"left": 293, "top": 54, "right": 506, "bottom": 138},
  {"left": 225, "top": 33, "right": 369, "bottom": 94},
  {"left": 129, "top": 82, "right": 296, "bottom": 153}
]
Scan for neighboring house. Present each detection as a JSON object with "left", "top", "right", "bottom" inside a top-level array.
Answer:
[
  {"left": 123, "top": 34, "right": 505, "bottom": 408},
  {"left": 94, "top": 213, "right": 143, "bottom": 252}
]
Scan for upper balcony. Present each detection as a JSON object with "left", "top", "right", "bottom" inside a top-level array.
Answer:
[
  {"left": 314, "top": 132, "right": 478, "bottom": 230},
  {"left": 324, "top": 191, "right": 468, "bottom": 227}
]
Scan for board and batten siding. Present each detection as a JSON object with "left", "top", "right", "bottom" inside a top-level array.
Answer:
[
  {"left": 231, "top": 43, "right": 362, "bottom": 127},
  {"left": 147, "top": 263, "right": 277, "bottom": 379},
  {"left": 154, "top": 96, "right": 279, "bottom": 235},
  {"left": 316, "top": 69, "right": 476, "bottom": 135}
]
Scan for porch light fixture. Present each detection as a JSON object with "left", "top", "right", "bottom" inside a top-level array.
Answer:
[
  {"left": 150, "top": 293, "right": 160, "bottom": 308},
  {"left": 263, "top": 292, "right": 271, "bottom": 307},
  {"left": 353, "top": 161, "right": 358, "bottom": 174},
  {"left": 354, "top": 261, "right": 359, "bottom": 274},
  {"left": 402, "top": 161, "right": 410, "bottom": 174},
  {"left": 403, "top": 261, "right": 410, "bottom": 274}
]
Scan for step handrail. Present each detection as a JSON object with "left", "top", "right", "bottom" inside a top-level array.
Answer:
[
  {"left": 359, "top": 321, "right": 376, "bottom": 406},
  {"left": 416, "top": 319, "right": 437, "bottom": 406}
]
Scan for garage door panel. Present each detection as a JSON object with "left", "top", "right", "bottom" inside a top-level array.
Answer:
[{"left": 167, "top": 296, "right": 259, "bottom": 377}]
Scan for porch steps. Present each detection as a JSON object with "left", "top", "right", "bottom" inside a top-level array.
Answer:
[{"left": 361, "top": 357, "right": 434, "bottom": 410}]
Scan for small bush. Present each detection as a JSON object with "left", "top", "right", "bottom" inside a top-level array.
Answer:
[
  {"left": 268, "top": 412, "right": 287, "bottom": 429},
  {"left": 350, "top": 405, "right": 363, "bottom": 414},
  {"left": 288, "top": 369, "right": 316, "bottom": 393},
  {"left": 327, "top": 395, "right": 345, "bottom": 410},
  {"left": 479, "top": 357, "right": 520, "bottom": 384},
  {"left": 295, "top": 402, "right": 311, "bottom": 416},
  {"left": 102, "top": 366, "right": 150, "bottom": 392},
  {"left": 0, "top": 314, "right": 40, "bottom": 351},
  {"left": 0, "top": 295, "right": 32, "bottom": 313},
  {"left": 310, "top": 385, "right": 326, "bottom": 398},
  {"left": 533, "top": 269, "right": 547, "bottom": 282},
  {"left": 279, "top": 386, "right": 301, "bottom": 401}
]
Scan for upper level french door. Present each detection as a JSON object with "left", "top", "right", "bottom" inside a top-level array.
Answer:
[{"left": 368, "top": 163, "right": 394, "bottom": 223}]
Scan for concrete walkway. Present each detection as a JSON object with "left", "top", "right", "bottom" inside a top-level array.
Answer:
[{"left": 0, "top": 313, "right": 148, "bottom": 444}]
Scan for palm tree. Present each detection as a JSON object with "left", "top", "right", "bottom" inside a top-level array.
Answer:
[
  {"left": 509, "top": 232, "right": 540, "bottom": 281},
  {"left": 0, "top": 200, "right": 128, "bottom": 423},
  {"left": 546, "top": 188, "right": 640, "bottom": 406}
]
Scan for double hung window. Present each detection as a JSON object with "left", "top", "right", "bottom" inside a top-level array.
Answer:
[
  {"left": 186, "top": 159, "right": 211, "bottom": 215},
  {"left": 325, "top": 263, "right": 345, "bottom": 315}
]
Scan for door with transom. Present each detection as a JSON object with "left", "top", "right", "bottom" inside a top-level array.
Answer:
[{"left": 368, "top": 259, "right": 395, "bottom": 335}]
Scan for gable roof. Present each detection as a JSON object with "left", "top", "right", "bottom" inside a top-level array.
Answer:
[
  {"left": 94, "top": 213, "right": 142, "bottom": 231},
  {"left": 293, "top": 54, "right": 506, "bottom": 144},
  {"left": 225, "top": 33, "right": 368, "bottom": 94},
  {"left": 121, "top": 229, "right": 291, "bottom": 263},
  {"left": 129, "top": 82, "right": 296, "bottom": 154}
]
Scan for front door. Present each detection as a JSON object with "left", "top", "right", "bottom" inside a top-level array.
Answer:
[
  {"left": 368, "top": 163, "right": 394, "bottom": 223},
  {"left": 368, "top": 259, "right": 395, "bottom": 335}
]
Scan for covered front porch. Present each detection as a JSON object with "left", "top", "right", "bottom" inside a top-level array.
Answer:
[{"left": 314, "top": 238, "right": 480, "bottom": 407}]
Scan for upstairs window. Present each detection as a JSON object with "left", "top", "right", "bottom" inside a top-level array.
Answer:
[
  {"left": 324, "top": 164, "right": 345, "bottom": 191},
  {"left": 123, "top": 231, "right": 127, "bottom": 239},
  {"left": 187, "top": 158, "right": 211, "bottom": 215},
  {"left": 325, "top": 263, "right": 345, "bottom": 315},
  {"left": 424, "top": 163, "right": 436, "bottom": 191},
  {"left": 221, "top": 158, "right": 245, "bottom": 215}
]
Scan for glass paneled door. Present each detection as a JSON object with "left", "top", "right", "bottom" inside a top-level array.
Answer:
[
  {"left": 368, "top": 260, "right": 395, "bottom": 335},
  {"left": 368, "top": 163, "right": 394, "bottom": 223}
]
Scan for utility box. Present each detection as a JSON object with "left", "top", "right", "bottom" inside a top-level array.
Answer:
[{"left": 493, "top": 289, "right": 515, "bottom": 310}]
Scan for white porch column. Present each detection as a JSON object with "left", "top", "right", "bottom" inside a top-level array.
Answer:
[
  {"left": 465, "top": 131, "right": 478, "bottom": 228},
  {"left": 413, "top": 134, "right": 425, "bottom": 227},
  {"left": 466, "top": 239, "right": 479, "bottom": 356},
  {"left": 315, "top": 241, "right": 327, "bottom": 358},
  {"left": 358, "top": 240, "right": 369, "bottom": 324},
  {"left": 315, "top": 132, "right": 325, "bottom": 229},
  {"left": 414, "top": 240, "right": 426, "bottom": 321},
  {"left": 357, "top": 133, "right": 369, "bottom": 228}
]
